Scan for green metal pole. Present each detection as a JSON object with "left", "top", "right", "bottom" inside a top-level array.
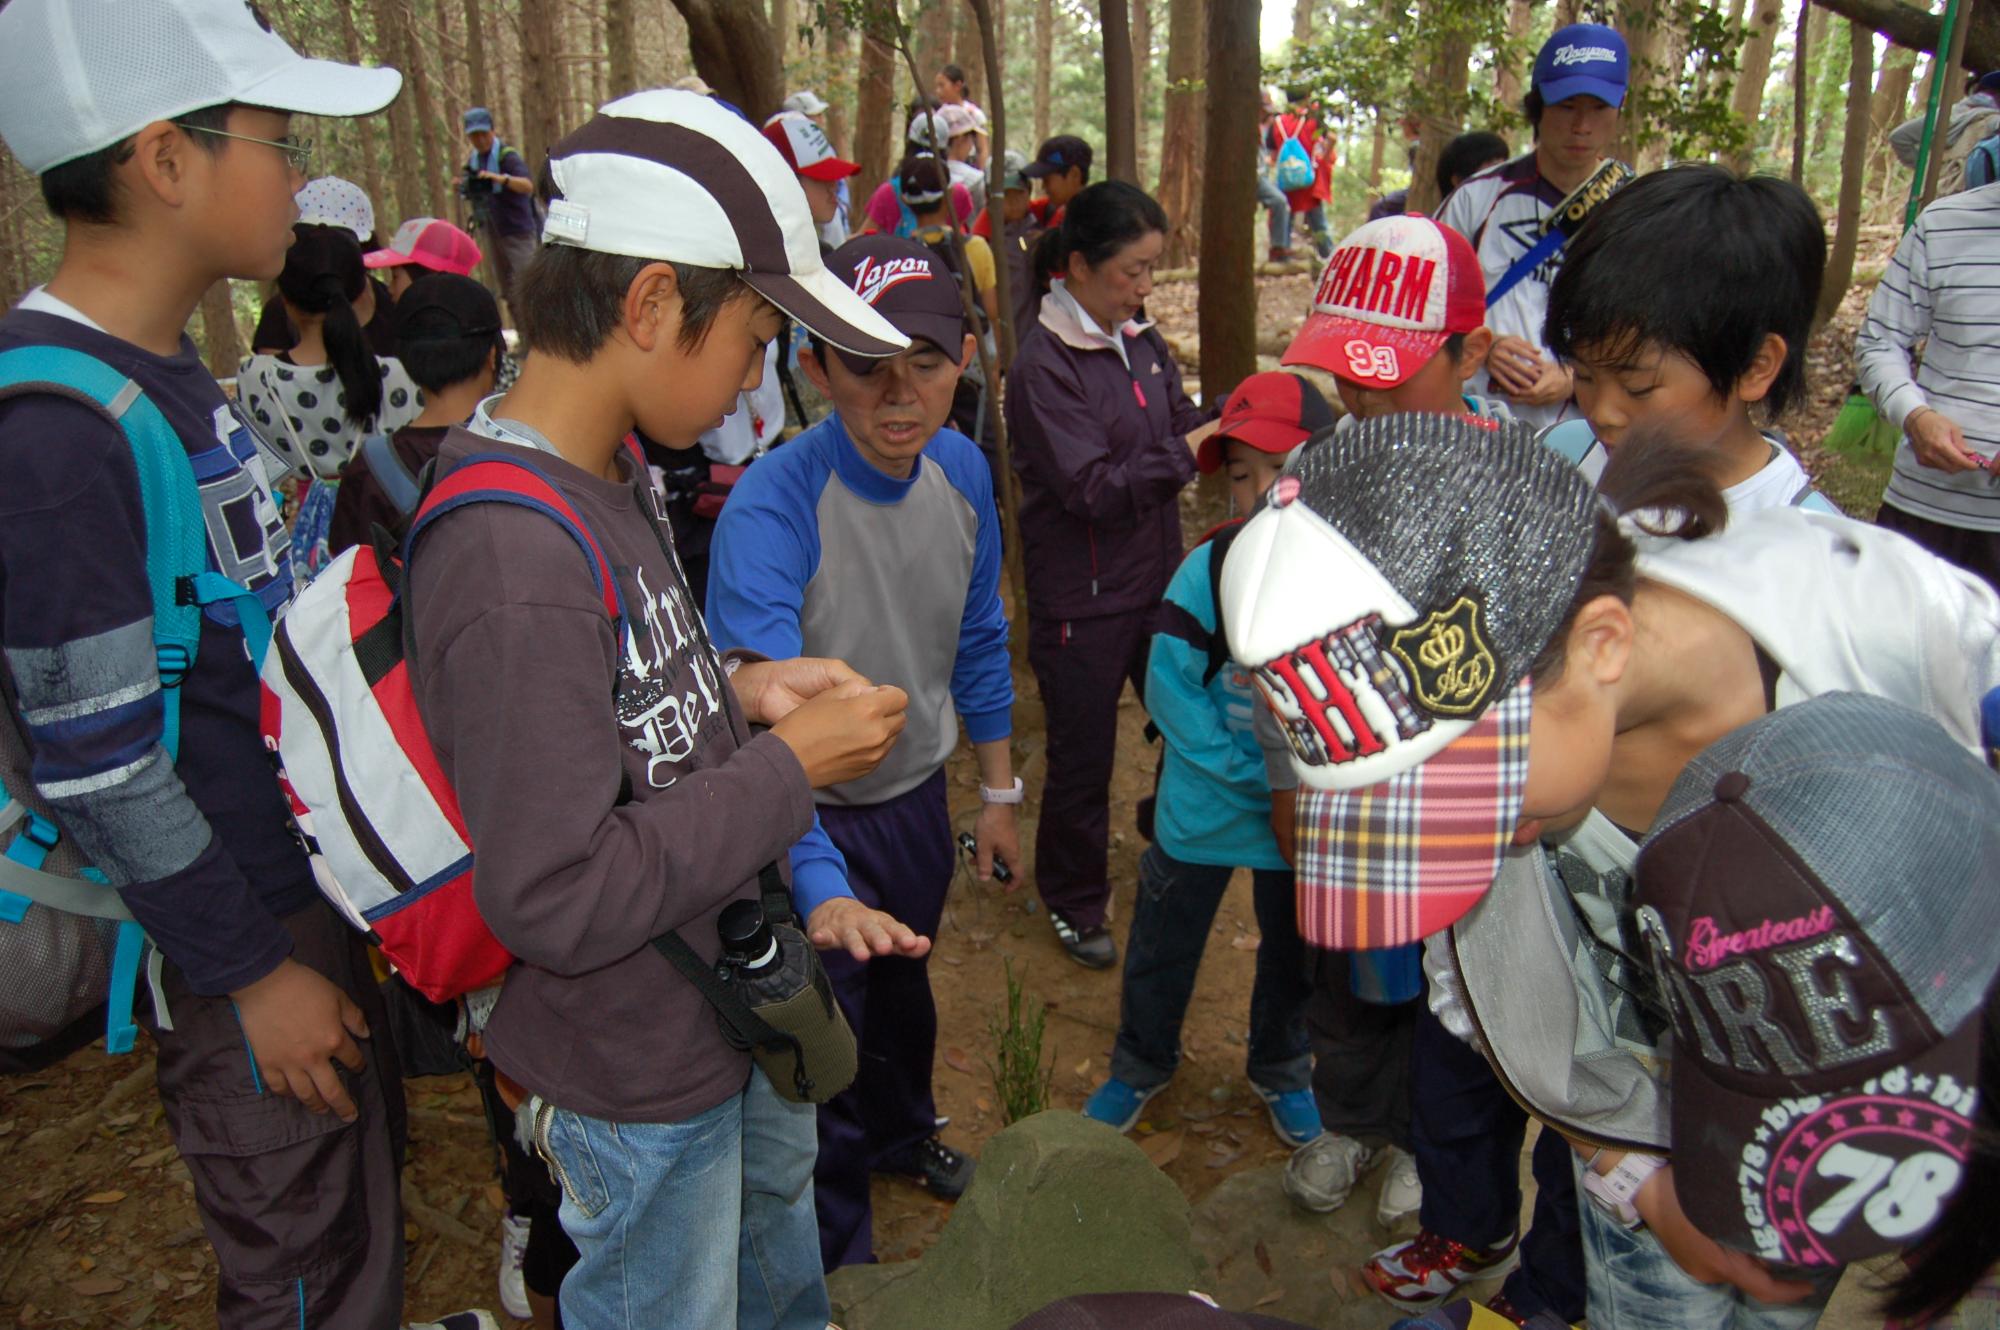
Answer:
[{"left": 1906, "top": 0, "right": 1966, "bottom": 230}]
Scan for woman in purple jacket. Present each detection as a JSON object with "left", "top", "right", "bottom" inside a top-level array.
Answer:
[{"left": 1004, "top": 181, "right": 1217, "bottom": 969}]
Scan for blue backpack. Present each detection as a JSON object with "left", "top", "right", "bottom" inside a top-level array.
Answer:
[
  {"left": 0, "top": 346, "right": 273, "bottom": 1068},
  {"left": 1967, "top": 131, "right": 2000, "bottom": 190},
  {"left": 1275, "top": 124, "right": 1317, "bottom": 193}
]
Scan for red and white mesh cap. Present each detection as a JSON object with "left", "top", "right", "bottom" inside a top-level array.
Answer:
[
  {"left": 1283, "top": 215, "right": 1485, "bottom": 389},
  {"left": 0, "top": 0, "right": 402, "bottom": 174},
  {"left": 762, "top": 111, "right": 860, "bottom": 182},
  {"left": 364, "top": 217, "right": 483, "bottom": 276}
]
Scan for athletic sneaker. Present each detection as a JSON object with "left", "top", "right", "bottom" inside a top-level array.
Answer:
[
  {"left": 1252, "top": 1083, "right": 1323, "bottom": 1148},
  {"left": 1374, "top": 1145, "right": 1422, "bottom": 1227},
  {"left": 406, "top": 1312, "right": 501, "bottom": 1330},
  {"left": 497, "top": 1210, "right": 531, "bottom": 1321},
  {"left": 877, "top": 1135, "right": 976, "bottom": 1199},
  {"left": 1082, "top": 1077, "right": 1163, "bottom": 1133},
  {"left": 1281, "top": 1132, "right": 1377, "bottom": 1213},
  {"left": 1362, "top": 1227, "right": 1521, "bottom": 1312},
  {"left": 1050, "top": 911, "right": 1117, "bottom": 969}
]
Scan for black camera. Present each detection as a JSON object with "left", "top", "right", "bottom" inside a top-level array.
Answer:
[{"left": 956, "top": 832, "right": 1012, "bottom": 885}]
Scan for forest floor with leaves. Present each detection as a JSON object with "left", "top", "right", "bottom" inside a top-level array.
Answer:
[{"left": 0, "top": 229, "right": 1906, "bottom": 1328}]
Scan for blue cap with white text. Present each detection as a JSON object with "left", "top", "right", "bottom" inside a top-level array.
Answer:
[{"left": 1532, "top": 24, "right": 1629, "bottom": 109}]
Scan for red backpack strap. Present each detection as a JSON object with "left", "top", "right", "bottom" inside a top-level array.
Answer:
[{"left": 407, "top": 453, "right": 630, "bottom": 645}]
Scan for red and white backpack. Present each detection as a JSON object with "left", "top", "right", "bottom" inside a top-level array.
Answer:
[{"left": 260, "top": 450, "right": 630, "bottom": 1001}]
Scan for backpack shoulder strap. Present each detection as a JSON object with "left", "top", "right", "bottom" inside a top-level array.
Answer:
[
  {"left": 360, "top": 432, "right": 422, "bottom": 516},
  {"left": 0, "top": 345, "right": 236, "bottom": 757},
  {"left": 1202, "top": 520, "right": 1247, "bottom": 686},
  {"left": 408, "top": 452, "right": 630, "bottom": 646}
]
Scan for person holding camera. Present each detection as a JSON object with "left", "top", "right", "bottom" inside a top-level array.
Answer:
[{"left": 460, "top": 106, "right": 537, "bottom": 320}]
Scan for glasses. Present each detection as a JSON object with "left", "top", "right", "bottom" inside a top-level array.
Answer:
[{"left": 185, "top": 125, "right": 313, "bottom": 175}]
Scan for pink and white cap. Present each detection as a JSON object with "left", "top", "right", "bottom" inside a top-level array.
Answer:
[
  {"left": 363, "top": 217, "right": 483, "bottom": 276},
  {"left": 1283, "top": 214, "right": 1486, "bottom": 389}
]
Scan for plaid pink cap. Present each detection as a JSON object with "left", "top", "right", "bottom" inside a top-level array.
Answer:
[
  {"left": 363, "top": 217, "right": 484, "bottom": 276},
  {"left": 1293, "top": 679, "right": 1531, "bottom": 949}
]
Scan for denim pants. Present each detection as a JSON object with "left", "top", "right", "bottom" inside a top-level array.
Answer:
[
  {"left": 1575, "top": 1154, "right": 1841, "bottom": 1330},
  {"left": 539, "top": 1066, "right": 828, "bottom": 1330},
  {"left": 1109, "top": 843, "right": 1312, "bottom": 1094},
  {"left": 1257, "top": 174, "right": 1290, "bottom": 249}
]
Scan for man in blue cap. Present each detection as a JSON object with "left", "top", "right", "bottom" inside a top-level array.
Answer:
[
  {"left": 460, "top": 106, "right": 538, "bottom": 319},
  {"left": 1438, "top": 22, "right": 1629, "bottom": 431}
]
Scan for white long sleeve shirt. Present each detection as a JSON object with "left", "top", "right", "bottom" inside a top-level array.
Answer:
[{"left": 1855, "top": 183, "right": 2000, "bottom": 531}]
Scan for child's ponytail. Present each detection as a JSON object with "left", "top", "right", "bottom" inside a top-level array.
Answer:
[{"left": 276, "top": 223, "right": 383, "bottom": 425}]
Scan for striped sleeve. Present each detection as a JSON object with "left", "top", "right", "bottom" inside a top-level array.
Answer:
[
  {"left": 0, "top": 395, "right": 288, "bottom": 995},
  {"left": 1854, "top": 223, "right": 1934, "bottom": 430}
]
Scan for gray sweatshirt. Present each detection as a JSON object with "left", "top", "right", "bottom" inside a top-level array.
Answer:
[{"left": 406, "top": 429, "right": 815, "bottom": 1123}]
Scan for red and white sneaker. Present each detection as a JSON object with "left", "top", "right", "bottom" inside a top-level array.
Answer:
[{"left": 1361, "top": 1227, "right": 1521, "bottom": 1312}]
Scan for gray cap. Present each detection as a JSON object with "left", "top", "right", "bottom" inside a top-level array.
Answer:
[
  {"left": 782, "top": 89, "right": 830, "bottom": 116},
  {"left": 1637, "top": 691, "right": 2000, "bottom": 1269}
]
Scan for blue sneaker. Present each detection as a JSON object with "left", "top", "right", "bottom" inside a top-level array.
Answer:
[
  {"left": 1254, "top": 1083, "right": 1323, "bottom": 1147},
  {"left": 1081, "top": 1077, "right": 1162, "bottom": 1133}
]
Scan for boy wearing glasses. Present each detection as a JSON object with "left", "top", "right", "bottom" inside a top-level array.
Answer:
[{"left": 0, "top": 3, "right": 489, "bottom": 1327}]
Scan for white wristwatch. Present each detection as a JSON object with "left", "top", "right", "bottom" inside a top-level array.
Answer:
[
  {"left": 1581, "top": 1152, "right": 1666, "bottom": 1229},
  {"left": 979, "top": 777, "right": 1025, "bottom": 805}
]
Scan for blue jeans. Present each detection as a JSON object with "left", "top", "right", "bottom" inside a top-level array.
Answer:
[
  {"left": 1257, "top": 174, "right": 1290, "bottom": 250},
  {"left": 1575, "top": 1155, "right": 1841, "bottom": 1329},
  {"left": 539, "top": 1067, "right": 828, "bottom": 1329},
  {"left": 1109, "top": 844, "right": 1312, "bottom": 1094}
]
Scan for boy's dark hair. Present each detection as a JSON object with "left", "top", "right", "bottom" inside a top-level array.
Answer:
[
  {"left": 939, "top": 64, "right": 967, "bottom": 88},
  {"left": 1443, "top": 332, "right": 1467, "bottom": 363},
  {"left": 1436, "top": 131, "right": 1509, "bottom": 199},
  {"left": 899, "top": 153, "right": 950, "bottom": 212},
  {"left": 1031, "top": 179, "right": 1166, "bottom": 296},
  {"left": 277, "top": 223, "right": 382, "bottom": 423},
  {"left": 40, "top": 104, "right": 234, "bottom": 225},
  {"left": 514, "top": 246, "right": 746, "bottom": 363},
  {"left": 1523, "top": 88, "right": 1544, "bottom": 135},
  {"left": 395, "top": 274, "right": 505, "bottom": 396},
  {"left": 1545, "top": 164, "right": 1825, "bottom": 420},
  {"left": 519, "top": 161, "right": 752, "bottom": 362}
]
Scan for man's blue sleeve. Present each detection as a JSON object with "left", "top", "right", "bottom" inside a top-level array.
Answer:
[
  {"left": 706, "top": 455, "right": 852, "bottom": 916},
  {"left": 938, "top": 435, "right": 1013, "bottom": 741}
]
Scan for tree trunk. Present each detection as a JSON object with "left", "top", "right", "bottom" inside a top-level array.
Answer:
[
  {"left": 462, "top": 0, "right": 490, "bottom": 109},
  {"left": 1811, "top": 0, "right": 1999, "bottom": 74},
  {"left": 1615, "top": 0, "right": 1665, "bottom": 170},
  {"left": 770, "top": 0, "right": 794, "bottom": 73},
  {"left": 854, "top": 29, "right": 898, "bottom": 206},
  {"left": 1199, "top": 0, "right": 1258, "bottom": 401},
  {"left": 1292, "top": 0, "right": 1313, "bottom": 47},
  {"left": 403, "top": 0, "right": 449, "bottom": 223},
  {"left": 1407, "top": 14, "right": 1471, "bottom": 216},
  {"left": 1920, "top": 6, "right": 1974, "bottom": 211},
  {"left": 1821, "top": 17, "right": 1875, "bottom": 324},
  {"left": 1496, "top": 0, "right": 1534, "bottom": 109},
  {"left": 1034, "top": 0, "right": 1054, "bottom": 146},
  {"left": 1132, "top": 0, "right": 1154, "bottom": 185},
  {"left": 823, "top": 11, "right": 853, "bottom": 155},
  {"left": 1727, "top": 0, "right": 1784, "bottom": 173},
  {"left": 519, "top": 0, "right": 563, "bottom": 170},
  {"left": 1368, "top": 116, "right": 1386, "bottom": 191},
  {"left": 1156, "top": 0, "right": 1204, "bottom": 267},
  {"left": 956, "top": 1, "right": 988, "bottom": 105},
  {"left": 607, "top": 0, "right": 636, "bottom": 97},
  {"left": 917, "top": 1, "right": 953, "bottom": 83},
  {"left": 1808, "top": 5, "right": 1836, "bottom": 159},
  {"left": 1101, "top": 0, "right": 1139, "bottom": 183},
  {"left": 340, "top": 2, "right": 388, "bottom": 215},
  {"left": 1554, "top": 0, "right": 1581, "bottom": 25},
  {"left": 199, "top": 281, "right": 243, "bottom": 379},
  {"left": 1869, "top": 42, "right": 1918, "bottom": 203},
  {"left": 670, "top": 0, "right": 783, "bottom": 122},
  {"left": 1792, "top": 0, "right": 1812, "bottom": 183},
  {"left": 374, "top": 0, "right": 425, "bottom": 225}
]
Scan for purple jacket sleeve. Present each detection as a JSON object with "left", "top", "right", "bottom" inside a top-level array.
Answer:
[{"left": 1010, "top": 350, "right": 1197, "bottom": 528}]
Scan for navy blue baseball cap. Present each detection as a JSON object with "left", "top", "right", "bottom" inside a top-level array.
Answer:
[
  {"left": 462, "top": 106, "right": 495, "bottom": 132},
  {"left": 1533, "top": 24, "right": 1629, "bottom": 108},
  {"left": 1021, "top": 135, "right": 1093, "bottom": 180}
]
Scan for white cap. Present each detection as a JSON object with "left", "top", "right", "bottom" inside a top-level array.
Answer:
[
  {"left": 0, "top": 0, "right": 403, "bottom": 174},
  {"left": 542, "top": 89, "right": 908, "bottom": 359},
  {"left": 781, "top": 89, "right": 829, "bottom": 117},
  {"left": 295, "top": 176, "right": 375, "bottom": 241},
  {"left": 907, "top": 104, "right": 977, "bottom": 148}
]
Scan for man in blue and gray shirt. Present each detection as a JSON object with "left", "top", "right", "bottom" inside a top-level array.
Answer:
[{"left": 707, "top": 235, "right": 1018, "bottom": 1270}]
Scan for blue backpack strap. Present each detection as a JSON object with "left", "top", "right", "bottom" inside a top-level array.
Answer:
[{"left": 360, "top": 432, "right": 422, "bottom": 517}]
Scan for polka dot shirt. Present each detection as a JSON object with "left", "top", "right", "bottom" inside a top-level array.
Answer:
[{"left": 238, "top": 354, "right": 425, "bottom": 482}]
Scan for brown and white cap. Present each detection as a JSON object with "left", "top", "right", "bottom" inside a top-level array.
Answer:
[{"left": 541, "top": 88, "right": 908, "bottom": 357}]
